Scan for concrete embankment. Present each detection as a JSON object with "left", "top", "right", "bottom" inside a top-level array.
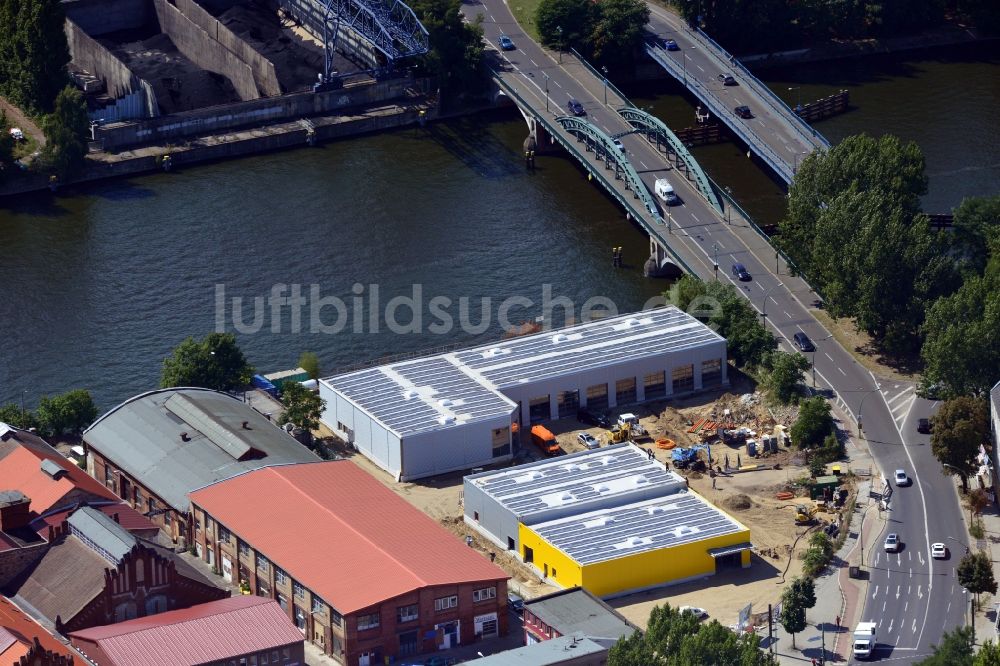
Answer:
[{"left": 0, "top": 101, "right": 431, "bottom": 198}]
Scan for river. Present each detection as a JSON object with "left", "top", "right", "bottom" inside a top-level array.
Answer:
[{"left": 2, "top": 41, "right": 998, "bottom": 410}]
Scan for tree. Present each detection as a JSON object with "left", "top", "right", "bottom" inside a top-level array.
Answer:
[
  {"left": 761, "top": 351, "right": 810, "bottom": 404},
  {"left": 536, "top": 0, "right": 596, "bottom": 51},
  {"left": 589, "top": 0, "right": 649, "bottom": 68},
  {"left": 0, "top": 110, "right": 13, "bottom": 178},
  {"left": 35, "top": 389, "right": 98, "bottom": 437},
  {"left": 780, "top": 577, "right": 815, "bottom": 648},
  {"left": 41, "top": 86, "right": 90, "bottom": 178},
  {"left": 0, "top": 0, "right": 70, "bottom": 112},
  {"left": 931, "top": 397, "right": 990, "bottom": 492},
  {"left": 951, "top": 196, "right": 1000, "bottom": 276},
  {"left": 0, "top": 403, "right": 39, "bottom": 430},
  {"left": 974, "top": 639, "right": 1000, "bottom": 666},
  {"left": 915, "top": 626, "right": 975, "bottom": 666},
  {"left": 790, "top": 397, "right": 835, "bottom": 449},
  {"left": 298, "top": 351, "right": 321, "bottom": 381},
  {"left": 161, "top": 333, "right": 254, "bottom": 392},
  {"left": 278, "top": 382, "right": 326, "bottom": 437},
  {"left": 802, "top": 532, "right": 834, "bottom": 577},
  {"left": 408, "top": 0, "right": 486, "bottom": 101},
  {"left": 957, "top": 551, "right": 997, "bottom": 610}
]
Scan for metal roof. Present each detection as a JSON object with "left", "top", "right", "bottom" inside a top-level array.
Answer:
[
  {"left": 523, "top": 588, "right": 638, "bottom": 640},
  {"left": 464, "top": 635, "right": 614, "bottom": 665},
  {"left": 467, "top": 443, "right": 686, "bottom": 522},
  {"left": 66, "top": 507, "right": 136, "bottom": 563},
  {"left": 321, "top": 307, "right": 723, "bottom": 438},
  {"left": 531, "top": 491, "right": 747, "bottom": 566},
  {"left": 83, "top": 388, "right": 320, "bottom": 512}
]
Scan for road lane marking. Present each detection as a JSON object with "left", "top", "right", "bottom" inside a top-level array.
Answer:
[
  {"left": 691, "top": 213, "right": 699, "bottom": 222},
  {"left": 919, "top": 551, "right": 924, "bottom": 565},
  {"left": 639, "top": 160, "right": 648, "bottom": 169},
  {"left": 838, "top": 367, "right": 847, "bottom": 376},
  {"left": 912, "top": 618, "right": 917, "bottom": 634},
  {"left": 784, "top": 311, "right": 791, "bottom": 318},
  {"left": 888, "top": 619, "right": 894, "bottom": 634},
  {"left": 905, "top": 601, "right": 909, "bottom": 612},
  {"left": 909, "top": 568, "right": 913, "bottom": 578},
  {"left": 530, "top": 58, "right": 538, "bottom": 66},
  {"left": 897, "top": 552, "right": 901, "bottom": 565},
  {"left": 896, "top": 585, "right": 900, "bottom": 599},
  {"left": 917, "top": 585, "right": 923, "bottom": 599},
  {"left": 883, "top": 601, "right": 887, "bottom": 613},
  {"left": 824, "top": 352, "right": 834, "bottom": 362},
  {"left": 553, "top": 80, "right": 562, "bottom": 88},
  {"left": 518, "top": 48, "right": 526, "bottom": 55},
  {"left": 872, "top": 584, "right": 878, "bottom": 598}
]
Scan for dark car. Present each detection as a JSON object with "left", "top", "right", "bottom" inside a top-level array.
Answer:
[
  {"left": 508, "top": 592, "right": 525, "bottom": 613},
  {"left": 732, "top": 263, "right": 751, "bottom": 281},
  {"left": 665, "top": 39, "right": 680, "bottom": 51},
  {"left": 734, "top": 105, "right": 753, "bottom": 119},
  {"left": 918, "top": 418, "right": 932, "bottom": 434},
  {"left": 718, "top": 73, "right": 737, "bottom": 86},
  {"left": 567, "top": 98, "right": 586, "bottom": 116},
  {"left": 578, "top": 409, "right": 610, "bottom": 429},
  {"left": 793, "top": 331, "right": 815, "bottom": 352},
  {"left": 498, "top": 35, "right": 515, "bottom": 51}
]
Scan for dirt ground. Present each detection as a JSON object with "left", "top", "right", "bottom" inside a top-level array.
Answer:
[{"left": 315, "top": 382, "right": 855, "bottom": 630}]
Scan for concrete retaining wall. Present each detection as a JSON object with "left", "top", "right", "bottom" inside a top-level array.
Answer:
[
  {"left": 152, "top": 0, "right": 260, "bottom": 101},
  {"left": 63, "top": 0, "right": 152, "bottom": 36},
  {"left": 277, "top": 0, "right": 378, "bottom": 71},
  {"left": 174, "top": 0, "right": 282, "bottom": 96},
  {"left": 95, "top": 76, "right": 415, "bottom": 148}
]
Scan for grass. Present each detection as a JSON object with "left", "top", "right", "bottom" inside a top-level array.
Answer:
[
  {"left": 508, "top": 0, "right": 542, "bottom": 42},
  {"left": 11, "top": 135, "right": 39, "bottom": 161},
  {"left": 808, "top": 308, "right": 921, "bottom": 383}
]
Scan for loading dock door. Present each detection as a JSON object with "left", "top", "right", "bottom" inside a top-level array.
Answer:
[
  {"left": 529, "top": 396, "right": 551, "bottom": 423},
  {"left": 557, "top": 390, "right": 579, "bottom": 418},
  {"left": 586, "top": 383, "right": 609, "bottom": 411}
]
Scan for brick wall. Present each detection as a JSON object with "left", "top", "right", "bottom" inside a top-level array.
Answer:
[{"left": 0, "top": 541, "right": 48, "bottom": 588}]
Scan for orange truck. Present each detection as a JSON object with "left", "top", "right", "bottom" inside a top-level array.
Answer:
[{"left": 530, "top": 425, "right": 561, "bottom": 456}]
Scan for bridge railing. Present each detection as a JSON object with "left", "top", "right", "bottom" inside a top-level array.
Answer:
[
  {"left": 692, "top": 27, "right": 829, "bottom": 149},
  {"left": 493, "top": 75, "right": 695, "bottom": 275},
  {"left": 646, "top": 47, "right": 794, "bottom": 183},
  {"left": 569, "top": 48, "right": 634, "bottom": 109}
]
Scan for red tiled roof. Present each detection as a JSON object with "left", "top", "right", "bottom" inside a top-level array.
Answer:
[
  {"left": 0, "top": 595, "right": 76, "bottom": 662},
  {"left": 32, "top": 503, "right": 157, "bottom": 538},
  {"left": 68, "top": 596, "right": 302, "bottom": 666},
  {"left": 0, "top": 437, "right": 117, "bottom": 515},
  {"left": 189, "top": 461, "right": 508, "bottom": 614}
]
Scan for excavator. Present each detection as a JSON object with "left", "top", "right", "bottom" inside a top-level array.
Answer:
[
  {"left": 607, "top": 421, "right": 635, "bottom": 444},
  {"left": 794, "top": 503, "right": 818, "bottom": 525}
]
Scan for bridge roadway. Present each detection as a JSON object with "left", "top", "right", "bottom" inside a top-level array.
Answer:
[
  {"left": 471, "top": 0, "right": 969, "bottom": 658},
  {"left": 644, "top": 4, "right": 828, "bottom": 184}
]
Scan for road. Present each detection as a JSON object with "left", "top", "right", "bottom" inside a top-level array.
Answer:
[
  {"left": 468, "top": 1, "right": 969, "bottom": 659},
  {"left": 643, "top": 3, "right": 826, "bottom": 182}
]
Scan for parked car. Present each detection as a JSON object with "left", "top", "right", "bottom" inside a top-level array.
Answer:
[
  {"left": 567, "top": 99, "right": 586, "bottom": 116},
  {"left": 917, "top": 418, "right": 932, "bottom": 434},
  {"left": 793, "top": 332, "right": 815, "bottom": 352},
  {"left": 732, "top": 263, "right": 751, "bottom": 281},
  {"left": 734, "top": 105, "right": 753, "bottom": 119},
  {"left": 498, "top": 35, "right": 515, "bottom": 51},
  {"left": 884, "top": 533, "right": 901, "bottom": 552},
  {"left": 508, "top": 592, "right": 524, "bottom": 613},
  {"left": 9, "top": 127, "right": 24, "bottom": 141},
  {"left": 894, "top": 469, "right": 911, "bottom": 487},
  {"left": 578, "top": 432, "right": 600, "bottom": 449},
  {"left": 578, "top": 409, "right": 610, "bottom": 429},
  {"left": 718, "top": 73, "right": 737, "bottom": 86},
  {"left": 665, "top": 39, "right": 680, "bottom": 51},
  {"left": 679, "top": 606, "right": 708, "bottom": 619},
  {"left": 931, "top": 543, "right": 948, "bottom": 559}
]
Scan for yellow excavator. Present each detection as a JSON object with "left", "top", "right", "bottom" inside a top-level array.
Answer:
[
  {"left": 607, "top": 422, "right": 633, "bottom": 444},
  {"left": 794, "top": 504, "right": 818, "bottom": 525}
]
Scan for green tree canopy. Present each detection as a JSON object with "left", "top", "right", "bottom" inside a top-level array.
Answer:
[
  {"left": 0, "top": 111, "right": 13, "bottom": 175},
  {"left": 278, "top": 382, "right": 325, "bottom": 437},
  {"left": 298, "top": 351, "right": 321, "bottom": 381},
  {"left": 41, "top": 86, "right": 90, "bottom": 178},
  {"left": 411, "top": 0, "right": 485, "bottom": 101},
  {"left": 760, "top": 351, "right": 810, "bottom": 404},
  {"left": 36, "top": 389, "right": 98, "bottom": 437},
  {"left": 0, "top": 0, "right": 71, "bottom": 112},
  {"left": 536, "top": 0, "right": 596, "bottom": 50},
  {"left": 608, "top": 604, "right": 777, "bottom": 665},
  {"left": 951, "top": 195, "right": 1000, "bottom": 276},
  {"left": 975, "top": 639, "right": 1000, "bottom": 666},
  {"left": 0, "top": 403, "right": 39, "bottom": 430},
  {"left": 915, "top": 626, "right": 974, "bottom": 666},
  {"left": 160, "top": 333, "right": 254, "bottom": 392},
  {"left": 780, "top": 577, "right": 815, "bottom": 648},
  {"left": 957, "top": 551, "right": 998, "bottom": 606},
  {"left": 790, "top": 396, "right": 835, "bottom": 449},
  {"left": 589, "top": 0, "right": 649, "bottom": 68},
  {"left": 931, "top": 396, "right": 990, "bottom": 492}
]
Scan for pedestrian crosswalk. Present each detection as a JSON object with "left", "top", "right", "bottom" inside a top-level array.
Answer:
[{"left": 881, "top": 385, "right": 915, "bottom": 431}]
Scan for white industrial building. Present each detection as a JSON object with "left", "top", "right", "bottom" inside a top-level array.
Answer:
[{"left": 319, "top": 307, "right": 728, "bottom": 480}]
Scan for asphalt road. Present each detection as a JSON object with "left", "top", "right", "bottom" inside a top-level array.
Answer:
[{"left": 468, "top": 1, "right": 970, "bottom": 659}]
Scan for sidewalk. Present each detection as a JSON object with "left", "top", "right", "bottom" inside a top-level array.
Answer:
[{"left": 950, "top": 474, "right": 1000, "bottom": 644}]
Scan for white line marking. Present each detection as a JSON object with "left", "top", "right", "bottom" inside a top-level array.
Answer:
[
  {"left": 912, "top": 618, "right": 917, "bottom": 634},
  {"left": 784, "top": 311, "right": 791, "bottom": 319},
  {"left": 824, "top": 352, "right": 834, "bottom": 362},
  {"left": 838, "top": 367, "right": 847, "bottom": 376},
  {"left": 553, "top": 80, "right": 562, "bottom": 88},
  {"left": 896, "top": 585, "right": 900, "bottom": 599},
  {"left": 530, "top": 58, "right": 538, "bottom": 67},
  {"left": 872, "top": 584, "right": 879, "bottom": 598},
  {"left": 905, "top": 601, "right": 909, "bottom": 612},
  {"left": 639, "top": 161, "right": 648, "bottom": 169},
  {"left": 691, "top": 214, "right": 699, "bottom": 222},
  {"left": 888, "top": 619, "right": 894, "bottom": 634}
]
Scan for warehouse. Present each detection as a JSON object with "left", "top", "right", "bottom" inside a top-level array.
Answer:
[
  {"left": 320, "top": 307, "right": 728, "bottom": 480},
  {"left": 464, "top": 443, "right": 751, "bottom": 597}
]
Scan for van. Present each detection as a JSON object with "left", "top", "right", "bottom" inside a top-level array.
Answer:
[
  {"left": 654, "top": 178, "right": 678, "bottom": 205},
  {"left": 530, "top": 425, "right": 561, "bottom": 456}
]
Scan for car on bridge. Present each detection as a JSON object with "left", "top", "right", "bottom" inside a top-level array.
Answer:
[
  {"left": 665, "top": 39, "right": 680, "bottom": 51},
  {"left": 884, "top": 532, "right": 901, "bottom": 552},
  {"left": 732, "top": 263, "right": 751, "bottom": 281},
  {"left": 718, "top": 73, "right": 737, "bottom": 86},
  {"left": 612, "top": 138, "right": 625, "bottom": 153},
  {"left": 498, "top": 35, "right": 515, "bottom": 51},
  {"left": 734, "top": 105, "right": 753, "bottom": 119},
  {"left": 567, "top": 99, "right": 586, "bottom": 116}
]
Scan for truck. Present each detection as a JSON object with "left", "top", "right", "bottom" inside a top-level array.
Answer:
[
  {"left": 530, "top": 425, "right": 561, "bottom": 456},
  {"left": 654, "top": 178, "right": 679, "bottom": 205},
  {"left": 852, "top": 621, "right": 877, "bottom": 660},
  {"left": 616, "top": 413, "right": 647, "bottom": 437}
]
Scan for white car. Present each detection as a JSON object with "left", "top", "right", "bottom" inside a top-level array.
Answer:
[
  {"left": 894, "top": 469, "right": 910, "bottom": 487},
  {"left": 577, "top": 432, "right": 599, "bottom": 449},
  {"left": 884, "top": 533, "right": 901, "bottom": 552},
  {"left": 679, "top": 606, "right": 708, "bottom": 619},
  {"left": 931, "top": 543, "right": 948, "bottom": 559},
  {"left": 9, "top": 127, "right": 24, "bottom": 141}
]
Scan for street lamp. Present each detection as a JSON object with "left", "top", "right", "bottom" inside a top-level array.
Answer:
[
  {"left": 963, "top": 588, "right": 976, "bottom": 646},
  {"left": 724, "top": 186, "right": 732, "bottom": 225},
  {"left": 810, "top": 333, "right": 835, "bottom": 388},
  {"left": 856, "top": 388, "right": 881, "bottom": 434},
  {"left": 788, "top": 86, "right": 802, "bottom": 111},
  {"left": 713, "top": 243, "right": 719, "bottom": 280},
  {"left": 666, "top": 208, "right": 673, "bottom": 234},
  {"left": 760, "top": 283, "right": 783, "bottom": 322},
  {"left": 556, "top": 26, "right": 563, "bottom": 63},
  {"left": 544, "top": 73, "right": 550, "bottom": 113},
  {"left": 602, "top": 66, "right": 608, "bottom": 105}
]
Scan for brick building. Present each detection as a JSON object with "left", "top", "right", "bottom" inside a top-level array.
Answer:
[
  {"left": 4, "top": 507, "right": 227, "bottom": 633},
  {"left": 82, "top": 388, "right": 319, "bottom": 544},
  {"left": 521, "top": 588, "right": 637, "bottom": 645},
  {"left": 189, "top": 461, "right": 510, "bottom": 665},
  {"left": 1, "top": 594, "right": 82, "bottom": 665},
  {"left": 69, "top": 596, "right": 304, "bottom": 666}
]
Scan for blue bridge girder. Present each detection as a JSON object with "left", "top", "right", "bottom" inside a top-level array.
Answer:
[
  {"left": 617, "top": 107, "right": 723, "bottom": 215},
  {"left": 279, "top": 0, "right": 428, "bottom": 77}
]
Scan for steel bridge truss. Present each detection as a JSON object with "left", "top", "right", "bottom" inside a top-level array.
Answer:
[
  {"left": 617, "top": 107, "right": 723, "bottom": 215},
  {"left": 280, "top": 0, "right": 429, "bottom": 81},
  {"left": 555, "top": 116, "right": 664, "bottom": 225}
]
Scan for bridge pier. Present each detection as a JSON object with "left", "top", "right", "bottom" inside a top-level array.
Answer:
[{"left": 644, "top": 237, "right": 681, "bottom": 278}]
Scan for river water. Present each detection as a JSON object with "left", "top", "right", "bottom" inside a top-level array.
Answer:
[{"left": 2, "top": 41, "right": 998, "bottom": 410}]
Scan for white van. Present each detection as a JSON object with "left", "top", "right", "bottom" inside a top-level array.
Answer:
[{"left": 654, "top": 178, "right": 678, "bottom": 205}]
